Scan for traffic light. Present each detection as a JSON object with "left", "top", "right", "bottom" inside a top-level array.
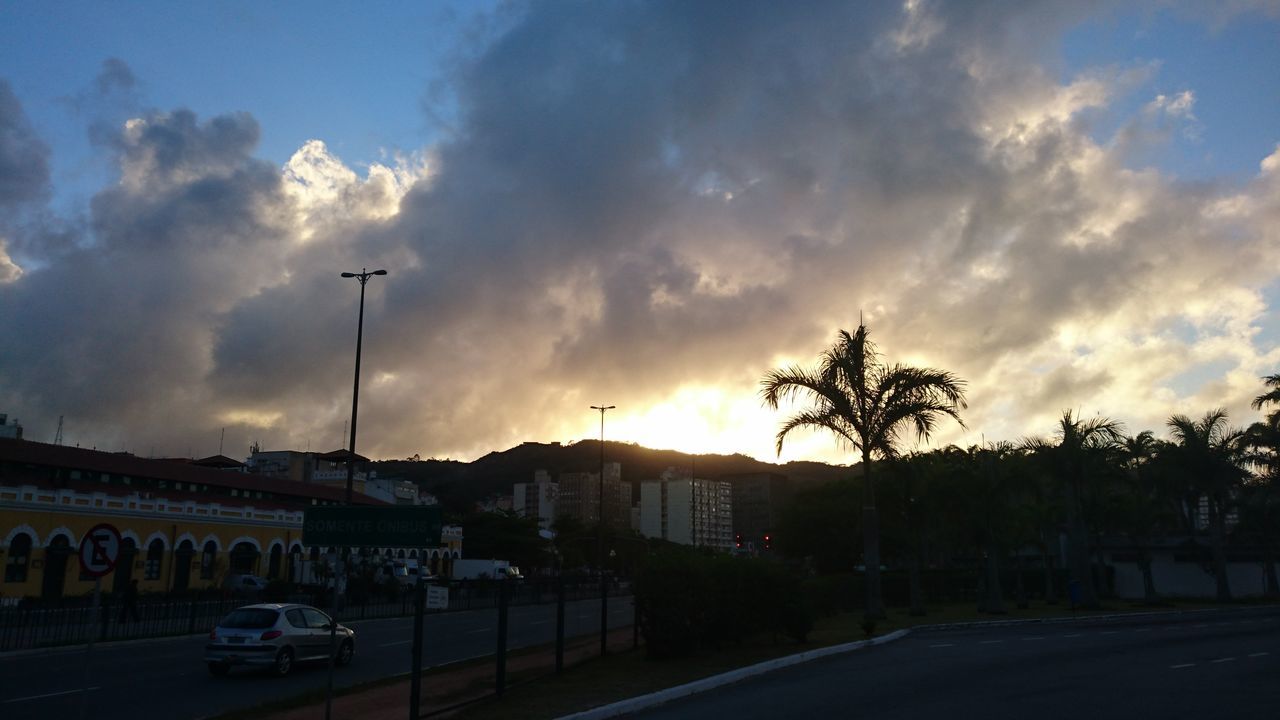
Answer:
[
  {"left": 735, "top": 533, "right": 743, "bottom": 549},
  {"left": 763, "top": 533, "right": 772, "bottom": 551}
]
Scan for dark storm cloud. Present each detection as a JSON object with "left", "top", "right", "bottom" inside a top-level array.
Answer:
[{"left": 0, "top": 106, "right": 295, "bottom": 452}]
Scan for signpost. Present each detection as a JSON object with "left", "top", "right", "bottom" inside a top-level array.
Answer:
[
  {"left": 302, "top": 506, "right": 443, "bottom": 720},
  {"left": 426, "top": 585, "right": 449, "bottom": 610},
  {"left": 77, "top": 523, "right": 121, "bottom": 720}
]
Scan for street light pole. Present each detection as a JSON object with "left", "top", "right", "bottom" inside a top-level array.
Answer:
[
  {"left": 340, "top": 268, "right": 387, "bottom": 505},
  {"left": 590, "top": 404, "right": 615, "bottom": 656},
  {"left": 325, "top": 268, "right": 386, "bottom": 720}
]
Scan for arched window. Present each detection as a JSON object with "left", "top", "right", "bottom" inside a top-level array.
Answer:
[
  {"left": 200, "top": 541, "right": 218, "bottom": 580},
  {"left": 397, "top": 549, "right": 406, "bottom": 559},
  {"left": 144, "top": 539, "right": 164, "bottom": 580},
  {"left": 4, "top": 532, "right": 32, "bottom": 583}
]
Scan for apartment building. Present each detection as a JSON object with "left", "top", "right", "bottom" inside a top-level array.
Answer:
[{"left": 639, "top": 468, "right": 733, "bottom": 552}]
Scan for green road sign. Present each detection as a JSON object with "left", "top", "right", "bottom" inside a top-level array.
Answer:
[{"left": 302, "top": 505, "right": 443, "bottom": 547}]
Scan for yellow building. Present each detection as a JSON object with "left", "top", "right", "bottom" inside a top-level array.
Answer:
[{"left": 0, "top": 438, "right": 461, "bottom": 600}]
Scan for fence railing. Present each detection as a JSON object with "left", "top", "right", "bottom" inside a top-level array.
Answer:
[{"left": 0, "top": 577, "right": 618, "bottom": 652}]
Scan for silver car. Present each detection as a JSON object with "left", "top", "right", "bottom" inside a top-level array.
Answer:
[{"left": 205, "top": 603, "right": 355, "bottom": 676}]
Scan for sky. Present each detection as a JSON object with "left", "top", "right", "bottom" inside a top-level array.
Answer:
[{"left": 1, "top": 1, "right": 1279, "bottom": 466}]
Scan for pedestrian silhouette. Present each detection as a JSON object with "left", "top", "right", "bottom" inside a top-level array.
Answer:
[{"left": 119, "top": 578, "right": 140, "bottom": 623}]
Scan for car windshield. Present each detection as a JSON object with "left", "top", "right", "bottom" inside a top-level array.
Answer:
[{"left": 218, "top": 608, "right": 279, "bottom": 629}]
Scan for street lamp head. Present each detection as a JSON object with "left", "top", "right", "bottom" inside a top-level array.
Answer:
[
  {"left": 341, "top": 272, "right": 357, "bottom": 278},
  {"left": 372, "top": 269, "right": 388, "bottom": 276}
]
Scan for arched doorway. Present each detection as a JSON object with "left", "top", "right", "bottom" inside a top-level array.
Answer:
[
  {"left": 113, "top": 538, "right": 137, "bottom": 594},
  {"left": 267, "top": 544, "right": 283, "bottom": 580},
  {"left": 172, "top": 540, "right": 194, "bottom": 592},
  {"left": 289, "top": 546, "right": 302, "bottom": 584},
  {"left": 41, "top": 535, "right": 72, "bottom": 599},
  {"left": 229, "top": 542, "right": 259, "bottom": 575},
  {"left": 200, "top": 540, "right": 218, "bottom": 581}
]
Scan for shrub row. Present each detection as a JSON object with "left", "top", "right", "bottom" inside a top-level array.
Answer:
[{"left": 633, "top": 550, "right": 812, "bottom": 659}]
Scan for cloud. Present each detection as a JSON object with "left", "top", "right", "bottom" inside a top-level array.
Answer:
[
  {"left": 0, "top": 79, "right": 51, "bottom": 211},
  {"left": 1, "top": 2, "right": 1278, "bottom": 462}
]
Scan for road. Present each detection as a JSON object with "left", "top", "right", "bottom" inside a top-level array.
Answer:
[
  {"left": 0, "top": 595, "right": 635, "bottom": 720},
  {"left": 637, "top": 607, "right": 1280, "bottom": 719}
]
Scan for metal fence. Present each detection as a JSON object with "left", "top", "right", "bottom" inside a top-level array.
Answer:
[{"left": 0, "top": 577, "right": 617, "bottom": 652}]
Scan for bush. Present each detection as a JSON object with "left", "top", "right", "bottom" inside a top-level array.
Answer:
[{"left": 634, "top": 549, "right": 812, "bottom": 659}]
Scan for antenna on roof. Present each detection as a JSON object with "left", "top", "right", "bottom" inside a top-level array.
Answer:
[
  {"left": 219, "top": 427, "right": 225, "bottom": 456},
  {"left": 53, "top": 416, "right": 64, "bottom": 445}
]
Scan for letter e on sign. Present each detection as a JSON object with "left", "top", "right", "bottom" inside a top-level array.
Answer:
[{"left": 78, "top": 523, "right": 122, "bottom": 578}]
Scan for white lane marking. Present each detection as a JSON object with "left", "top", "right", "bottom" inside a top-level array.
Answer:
[
  {"left": 1022, "top": 636, "right": 1045, "bottom": 641},
  {"left": 1210, "top": 657, "right": 1236, "bottom": 663},
  {"left": 1170, "top": 663, "right": 1195, "bottom": 669},
  {"left": 1063, "top": 633, "right": 1082, "bottom": 638},
  {"left": 3, "top": 687, "right": 100, "bottom": 704},
  {"left": 379, "top": 640, "right": 412, "bottom": 647},
  {"left": 929, "top": 643, "right": 954, "bottom": 648},
  {"left": 1249, "top": 652, "right": 1269, "bottom": 658},
  {"left": 979, "top": 640, "right": 1003, "bottom": 644},
  {"left": 466, "top": 628, "right": 492, "bottom": 634}
]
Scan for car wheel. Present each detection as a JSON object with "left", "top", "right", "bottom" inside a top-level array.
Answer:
[
  {"left": 207, "top": 662, "right": 230, "bottom": 676},
  {"left": 336, "top": 639, "right": 354, "bottom": 666},
  {"left": 272, "top": 647, "right": 294, "bottom": 677}
]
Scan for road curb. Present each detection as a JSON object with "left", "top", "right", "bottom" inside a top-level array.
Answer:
[
  {"left": 555, "top": 629, "right": 911, "bottom": 720},
  {"left": 913, "top": 603, "right": 1280, "bottom": 633}
]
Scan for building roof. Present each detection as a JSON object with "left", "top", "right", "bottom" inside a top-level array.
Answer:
[
  {"left": 0, "top": 438, "right": 385, "bottom": 506},
  {"left": 316, "top": 448, "right": 370, "bottom": 463},
  {"left": 192, "top": 454, "right": 247, "bottom": 469}
]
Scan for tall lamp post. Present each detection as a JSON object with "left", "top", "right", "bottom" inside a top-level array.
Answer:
[
  {"left": 590, "top": 404, "right": 615, "bottom": 656},
  {"left": 340, "top": 268, "right": 387, "bottom": 505}
]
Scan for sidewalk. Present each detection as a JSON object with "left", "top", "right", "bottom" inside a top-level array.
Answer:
[{"left": 251, "top": 628, "right": 638, "bottom": 720}]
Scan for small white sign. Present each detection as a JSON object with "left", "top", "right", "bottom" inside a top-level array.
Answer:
[{"left": 426, "top": 585, "right": 449, "bottom": 610}]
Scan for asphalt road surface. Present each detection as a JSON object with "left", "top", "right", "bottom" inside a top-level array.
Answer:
[
  {"left": 636, "top": 607, "right": 1280, "bottom": 720},
  {"left": 0, "top": 595, "right": 634, "bottom": 720}
]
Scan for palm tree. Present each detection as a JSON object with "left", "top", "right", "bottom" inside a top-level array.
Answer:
[
  {"left": 1166, "top": 410, "right": 1247, "bottom": 602},
  {"left": 1024, "top": 411, "right": 1123, "bottom": 610},
  {"left": 761, "top": 324, "right": 967, "bottom": 619},
  {"left": 1115, "top": 431, "right": 1171, "bottom": 604},
  {"left": 1241, "top": 418, "right": 1280, "bottom": 597},
  {"left": 1252, "top": 374, "right": 1280, "bottom": 427}
]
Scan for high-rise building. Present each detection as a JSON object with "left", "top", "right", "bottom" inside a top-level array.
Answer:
[
  {"left": 513, "top": 469, "right": 559, "bottom": 529},
  {"left": 722, "top": 472, "right": 790, "bottom": 554},
  {"left": 639, "top": 468, "right": 733, "bottom": 552},
  {"left": 556, "top": 462, "right": 628, "bottom": 530}
]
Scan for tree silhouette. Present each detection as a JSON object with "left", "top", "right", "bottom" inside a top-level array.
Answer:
[{"left": 761, "top": 324, "right": 966, "bottom": 619}]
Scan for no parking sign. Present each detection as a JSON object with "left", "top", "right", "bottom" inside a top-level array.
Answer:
[{"left": 77, "top": 522, "right": 122, "bottom": 578}]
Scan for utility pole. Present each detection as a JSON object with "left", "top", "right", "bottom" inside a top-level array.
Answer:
[{"left": 590, "top": 404, "right": 615, "bottom": 656}]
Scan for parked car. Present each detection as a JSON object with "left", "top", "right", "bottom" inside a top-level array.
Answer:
[
  {"left": 224, "top": 574, "right": 269, "bottom": 597},
  {"left": 205, "top": 603, "right": 355, "bottom": 677}
]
